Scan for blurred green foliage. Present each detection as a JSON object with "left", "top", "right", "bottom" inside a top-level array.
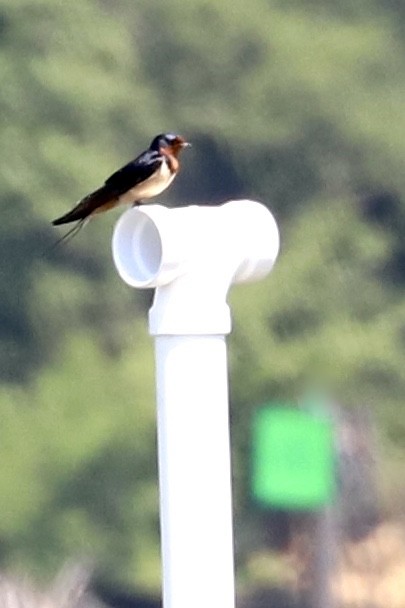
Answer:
[{"left": 0, "top": 0, "right": 404, "bottom": 593}]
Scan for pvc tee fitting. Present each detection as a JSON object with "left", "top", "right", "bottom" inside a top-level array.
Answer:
[{"left": 112, "top": 200, "right": 279, "bottom": 335}]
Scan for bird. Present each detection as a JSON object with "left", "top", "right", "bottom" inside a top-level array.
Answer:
[{"left": 51, "top": 132, "right": 191, "bottom": 245}]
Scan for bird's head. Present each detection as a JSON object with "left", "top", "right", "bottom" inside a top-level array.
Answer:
[{"left": 150, "top": 133, "right": 191, "bottom": 156}]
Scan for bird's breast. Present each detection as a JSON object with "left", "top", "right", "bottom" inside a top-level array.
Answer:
[{"left": 118, "top": 161, "right": 176, "bottom": 204}]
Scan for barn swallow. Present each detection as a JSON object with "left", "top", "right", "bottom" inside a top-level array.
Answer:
[{"left": 51, "top": 133, "right": 191, "bottom": 244}]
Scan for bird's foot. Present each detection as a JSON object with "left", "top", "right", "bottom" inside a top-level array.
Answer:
[{"left": 132, "top": 200, "right": 142, "bottom": 207}]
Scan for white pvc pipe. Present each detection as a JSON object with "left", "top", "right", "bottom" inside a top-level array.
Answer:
[
  {"left": 112, "top": 201, "right": 280, "bottom": 608},
  {"left": 155, "top": 335, "right": 234, "bottom": 608}
]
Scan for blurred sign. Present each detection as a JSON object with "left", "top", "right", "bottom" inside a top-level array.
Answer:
[{"left": 251, "top": 405, "right": 335, "bottom": 509}]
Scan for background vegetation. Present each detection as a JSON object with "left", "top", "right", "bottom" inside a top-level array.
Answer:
[{"left": 0, "top": 0, "right": 404, "bottom": 596}]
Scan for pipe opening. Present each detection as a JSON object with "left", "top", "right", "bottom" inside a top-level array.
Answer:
[
  {"left": 132, "top": 214, "right": 163, "bottom": 281},
  {"left": 112, "top": 209, "right": 163, "bottom": 286}
]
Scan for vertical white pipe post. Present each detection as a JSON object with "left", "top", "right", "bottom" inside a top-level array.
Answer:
[
  {"left": 112, "top": 201, "right": 280, "bottom": 608},
  {"left": 155, "top": 335, "right": 234, "bottom": 608}
]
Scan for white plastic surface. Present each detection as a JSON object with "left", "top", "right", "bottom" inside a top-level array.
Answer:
[
  {"left": 112, "top": 200, "right": 279, "bottom": 335},
  {"left": 111, "top": 200, "right": 280, "bottom": 608},
  {"left": 155, "top": 335, "right": 234, "bottom": 608}
]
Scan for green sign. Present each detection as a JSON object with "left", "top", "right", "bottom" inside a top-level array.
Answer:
[{"left": 251, "top": 405, "right": 335, "bottom": 509}]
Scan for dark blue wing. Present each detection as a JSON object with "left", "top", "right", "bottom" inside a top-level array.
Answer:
[{"left": 104, "top": 150, "right": 162, "bottom": 195}]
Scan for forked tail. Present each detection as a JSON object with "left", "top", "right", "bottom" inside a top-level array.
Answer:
[{"left": 52, "top": 186, "right": 116, "bottom": 225}]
